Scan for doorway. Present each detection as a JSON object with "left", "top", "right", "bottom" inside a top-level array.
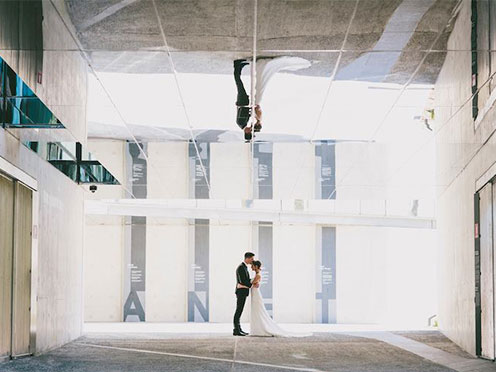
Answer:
[
  {"left": 475, "top": 180, "right": 496, "bottom": 360},
  {"left": 0, "top": 172, "right": 33, "bottom": 360}
]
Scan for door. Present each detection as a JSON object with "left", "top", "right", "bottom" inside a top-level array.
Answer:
[
  {"left": 0, "top": 174, "right": 14, "bottom": 360},
  {"left": 11, "top": 182, "right": 32, "bottom": 357},
  {"left": 479, "top": 182, "right": 495, "bottom": 359}
]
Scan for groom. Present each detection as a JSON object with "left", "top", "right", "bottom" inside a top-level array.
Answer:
[{"left": 233, "top": 252, "right": 258, "bottom": 336}]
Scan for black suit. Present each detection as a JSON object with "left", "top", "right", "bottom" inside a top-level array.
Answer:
[
  {"left": 233, "top": 262, "right": 252, "bottom": 330},
  {"left": 234, "top": 62, "right": 251, "bottom": 130}
]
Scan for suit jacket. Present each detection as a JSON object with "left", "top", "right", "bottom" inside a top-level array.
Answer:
[{"left": 235, "top": 262, "right": 252, "bottom": 296}]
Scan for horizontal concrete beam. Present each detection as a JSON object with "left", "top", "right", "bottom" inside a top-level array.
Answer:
[
  {"left": 85, "top": 199, "right": 436, "bottom": 229},
  {"left": 0, "top": 155, "right": 38, "bottom": 190}
]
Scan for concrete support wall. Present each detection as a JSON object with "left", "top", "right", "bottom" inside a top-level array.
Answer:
[
  {"left": 0, "top": 0, "right": 88, "bottom": 144},
  {"left": 434, "top": 0, "right": 496, "bottom": 355},
  {"left": 337, "top": 226, "right": 437, "bottom": 327},
  {"left": 84, "top": 143, "right": 437, "bottom": 327},
  {"left": 146, "top": 218, "right": 188, "bottom": 322},
  {"left": 146, "top": 143, "right": 189, "bottom": 321},
  {"left": 84, "top": 142, "right": 126, "bottom": 322},
  {"left": 0, "top": 0, "right": 89, "bottom": 354},
  {"left": 0, "top": 128, "right": 85, "bottom": 353}
]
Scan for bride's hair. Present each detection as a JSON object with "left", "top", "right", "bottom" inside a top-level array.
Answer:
[{"left": 252, "top": 260, "right": 262, "bottom": 269}]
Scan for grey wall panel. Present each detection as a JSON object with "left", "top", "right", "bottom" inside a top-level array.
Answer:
[
  {"left": 478, "top": 0, "right": 491, "bottom": 109},
  {"left": 0, "top": 174, "right": 14, "bottom": 359},
  {"left": 253, "top": 143, "right": 273, "bottom": 200},
  {"left": 188, "top": 219, "right": 209, "bottom": 322},
  {"left": 253, "top": 143, "right": 274, "bottom": 313},
  {"left": 315, "top": 141, "right": 336, "bottom": 200},
  {"left": 123, "top": 143, "right": 147, "bottom": 322},
  {"left": 316, "top": 226, "right": 337, "bottom": 323},
  {"left": 189, "top": 142, "right": 210, "bottom": 200},
  {"left": 11, "top": 182, "right": 32, "bottom": 357},
  {"left": 188, "top": 143, "right": 210, "bottom": 322},
  {"left": 258, "top": 222, "right": 273, "bottom": 316}
]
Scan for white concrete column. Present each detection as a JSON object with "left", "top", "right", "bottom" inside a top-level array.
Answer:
[
  {"left": 273, "top": 223, "right": 315, "bottom": 323},
  {"left": 146, "top": 218, "right": 188, "bottom": 322},
  {"left": 273, "top": 143, "right": 315, "bottom": 200},
  {"left": 146, "top": 142, "right": 189, "bottom": 321},
  {"left": 209, "top": 221, "right": 253, "bottom": 323},
  {"left": 210, "top": 143, "right": 251, "bottom": 199}
]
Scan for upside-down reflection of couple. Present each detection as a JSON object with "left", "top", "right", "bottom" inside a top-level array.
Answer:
[{"left": 233, "top": 56, "right": 311, "bottom": 141}]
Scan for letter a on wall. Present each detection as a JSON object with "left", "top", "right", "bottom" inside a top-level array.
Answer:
[{"left": 123, "top": 143, "right": 147, "bottom": 322}]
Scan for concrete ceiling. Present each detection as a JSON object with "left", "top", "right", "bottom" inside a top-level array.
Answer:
[
  {"left": 66, "top": 0, "right": 458, "bottom": 81},
  {"left": 63, "top": 0, "right": 460, "bottom": 143}
]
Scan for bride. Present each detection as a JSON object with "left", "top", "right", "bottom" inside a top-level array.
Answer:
[{"left": 237, "top": 260, "right": 312, "bottom": 337}]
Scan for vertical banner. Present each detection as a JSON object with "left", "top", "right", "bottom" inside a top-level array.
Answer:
[
  {"left": 315, "top": 226, "right": 337, "bottom": 323},
  {"left": 123, "top": 142, "right": 147, "bottom": 322},
  {"left": 258, "top": 222, "right": 273, "bottom": 316},
  {"left": 253, "top": 143, "right": 273, "bottom": 199},
  {"left": 188, "top": 142, "right": 210, "bottom": 322},
  {"left": 253, "top": 143, "right": 273, "bottom": 315},
  {"left": 315, "top": 141, "right": 336, "bottom": 199}
]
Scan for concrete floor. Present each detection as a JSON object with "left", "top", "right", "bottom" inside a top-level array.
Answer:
[{"left": 2, "top": 331, "right": 494, "bottom": 372}]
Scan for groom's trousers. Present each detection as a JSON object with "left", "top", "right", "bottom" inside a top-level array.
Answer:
[{"left": 233, "top": 294, "right": 248, "bottom": 330}]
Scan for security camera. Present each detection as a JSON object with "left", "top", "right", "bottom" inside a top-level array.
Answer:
[{"left": 89, "top": 185, "right": 97, "bottom": 193}]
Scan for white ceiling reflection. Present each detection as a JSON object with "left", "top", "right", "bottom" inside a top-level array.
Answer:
[{"left": 87, "top": 70, "right": 434, "bottom": 143}]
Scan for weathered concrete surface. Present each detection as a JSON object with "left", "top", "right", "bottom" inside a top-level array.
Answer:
[
  {"left": 65, "top": 0, "right": 459, "bottom": 83},
  {"left": 0, "top": 0, "right": 87, "bottom": 354},
  {"left": 394, "top": 331, "right": 475, "bottom": 359},
  {"left": 0, "top": 0, "right": 88, "bottom": 144},
  {"left": 434, "top": 0, "right": 494, "bottom": 357},
  {"left": 0, "top": 332, "right": 462, "bottom": 372}
]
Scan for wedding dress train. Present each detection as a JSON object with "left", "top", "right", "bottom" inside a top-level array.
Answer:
[
  {"left": 250, "top": 279, "right": 312, "bottom": 338},
  {"left": 255, "top": 56, "right": 312, "bottom": 105}
]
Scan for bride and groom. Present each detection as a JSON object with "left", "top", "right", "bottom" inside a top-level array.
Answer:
[{"left": 233, "top": 252, "right": 311, "bottom": 337}]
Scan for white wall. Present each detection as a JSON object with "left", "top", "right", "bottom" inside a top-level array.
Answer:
[
  {"left": 147, "top": 142, "right": 189, "bottom": 198},
  {"left": 146, "top": 218, "right": 188, "bottom": 322},
  {"left": 83, "top": 141, "right": 126, "bottom": 323},
  {"left": 0, "top": 1, "right": 88, "bottom": 144},
  {"left": 84, "top": 217, "right": 123, "bottom": 322},
  {"left": 209, "top": 221, "right": 253, "bottom": 323},
  {"left": 87, "top": 140, "right": 126, "bottom": 185},
  {"left": 273, "top": 143, "right": 314, "bottom": 199},
  {"left": 210, "top": 143, "right": 251, "bottom": 199},
  {"left": 84, "top": 184, "right": 125, "bottom": 322},
  {"left": 145, "top": 143, "right": 189, "bottom": 321},
  {"left": 335, "top": 142, "right": 436, "bottom": 201},
  {"left": 0, "top": 0, "right": 90, "bottom": 353},
  {"left": 0, "top": 128, "right": 85, "bottom": 353},
  {"left": 83, "top": 142, "right": 438, "bottom": 328},
  {"left": 209, "top": 144, "right": 253, "bottom": 322},
  {"left": 337, "top": 226, "right": 437, "bottom": 327},
  {"left": 273, "top": 223, "right": 315, "bottom": 323},
  {"left": 434, "top": 0, "right": 496, "bottom": 355}
]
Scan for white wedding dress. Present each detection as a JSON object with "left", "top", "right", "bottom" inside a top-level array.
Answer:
[
  {"left": 250, "top": 273, "right": 312, "bottom": 337},
  {"left": 255, "top": 56, "right": 312, "bottom": 105}
]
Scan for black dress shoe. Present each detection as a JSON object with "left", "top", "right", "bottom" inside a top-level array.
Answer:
[
  {"left": 234, "top": 59, "right": 249, "bottom": 69},
  {"left": 233, "top": 329, "right": 246, "bottom": 336},
  {"left": 240, "top": 330, "right": 249, "bottom": 336}
]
